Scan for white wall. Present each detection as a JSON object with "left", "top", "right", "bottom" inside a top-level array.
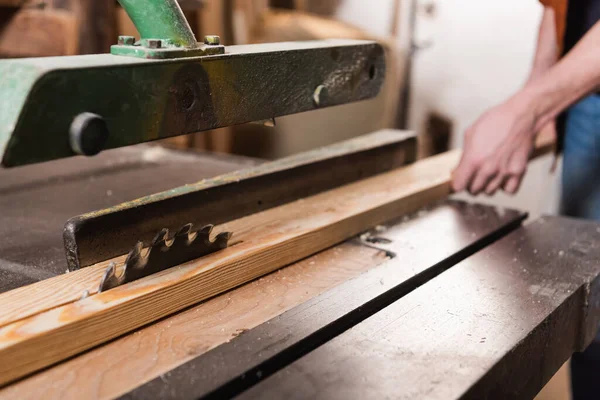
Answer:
[
  {"left": 336, "top": 0, "right": 561, "bottom": 217},
  {"left": 410, "top": 0, "right": 542, "bottom": 148},
  {"left": 408, "top": 0, "right": 560, "bottom": 216}
]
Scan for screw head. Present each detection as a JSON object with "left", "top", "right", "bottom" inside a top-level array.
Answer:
[
  {"left": 118, "top": 35, "right": 135, "bottom": 46},
  {"left": 313, "top": 85, "right": 328, "bottom": 107},
  {"left": 69, "top": 113, "right": 109, "bottom": 156},
  {"left": 204, "top": 35, "right": 221, "bottom": 46},
  {"left": 147, "top": 39, "right": 162, "bottom": 49}
]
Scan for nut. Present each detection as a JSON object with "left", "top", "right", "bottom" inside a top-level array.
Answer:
[
  {"left": 118, "top": 35, "right": 135, "bottom": 46},
  {"left": 204, "top": 35, "right": 221, "bottom": 46},
  {"left": 147, "top": 39, "right": 163, "bottom": 49}
]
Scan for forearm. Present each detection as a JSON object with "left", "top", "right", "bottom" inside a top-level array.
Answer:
[
  {"left": 518, "top": 21, "right": 600, "bottom": 132},
  {"left": 528, "top": 7, "right": 558, "bottom": 82}
]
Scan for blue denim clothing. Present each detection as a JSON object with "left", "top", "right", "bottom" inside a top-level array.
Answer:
[
  {"left": 562, "top": 94, "right": 600, "bottom": 220},
  {"left": 561, "top": 93, "right": 600, "bottom": 400}
]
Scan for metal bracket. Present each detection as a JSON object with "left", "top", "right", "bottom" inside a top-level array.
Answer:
[
  {"left": 111, "top": 0, "right": 223, "bottom": 59},
  {"left": 112, "top": 36, "right": 225, "bottom": 59}
]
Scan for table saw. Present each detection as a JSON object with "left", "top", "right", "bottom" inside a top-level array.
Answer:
[{"left": 0, "top": 1, "right": 599, "bottom": 399}]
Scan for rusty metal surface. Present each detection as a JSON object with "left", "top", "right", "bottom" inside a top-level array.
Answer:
[
  {"left": 64, "top": 130, "right": 417, "bottom": 270},
  {"left": 0, "top": 146, "right": 259, "bottom": 293},
  {"left": 121, "top": 200, "right": 526, "bottom": 400},
  {"left": 239, "top": 216, "right": 600, "bottom": 400},
  {"left": 0, "top": 40, "right": 385, "bottom": 167}
]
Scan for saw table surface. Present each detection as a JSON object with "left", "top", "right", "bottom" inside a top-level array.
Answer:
[{"left": 1, "top": 149, "right": 598, "bottom": 399}]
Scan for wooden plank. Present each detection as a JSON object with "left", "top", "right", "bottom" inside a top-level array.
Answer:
[
  {"left": 0, "top": 200, "right": 524, "bottom": 399},
  {"left": 0, "top": 0, "right": 42, "bottom": 6},
  {"left": 0, "top": 149, "right": 459, "bottom": 387},
  {"left": 0, "top": 241, "right": 387, "bottom": 400},
  {"left": 0, "top": 131, "right": 413, "bottom": 327},
  {"left": 0, "top": 0, "right": 24, "bottom": 6},
  {"left": 0, "top": 134, "right": 553, "bottom": 387},
  {"left": 240, "top": 216, "right": 600, "bottom": 400},
  {"left": 50, "top": 0, "right": 116, "bottom": 54},
  {"left": 0, "top": 8, "right": 78, "bottom": 57},
  {"left": 178, "top": 0, "right": 205, "bottom": 10},
  {"left": 123, "top": 201, "right": 526, "bottom": 400}
]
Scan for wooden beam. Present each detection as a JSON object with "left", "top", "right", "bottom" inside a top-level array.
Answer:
[
  {"left": 0, "top": 8, "right": 78, "bottom": 57},
  {"left": 125, "top": 203, "right": 526, "bottom": 400},
  {"left": 0, "top": 201, "right": 524, "bottom": 399},
  {"left": 0, "top": 134, "right": 554, "bottom": 387},
  {"left": 177, "top": 0, "right": 205, "bottom": 10},
  {"left": 0, "top": 130, "right": 415, "bottom": 327},
  {"left": 0, "top": 0, "right": 23, "bottom": 6},
  {"left": 0, "top": 0, "right": 38, "bottom": 6},
  {"left": 0, "top": 150, "right": 458, "bottom": 387},
  {"left": 0, "top": 242, "right": 388, "bottom": 399},
  {"left": 50, "top": 0, "right": 116, "bottom": 54}
]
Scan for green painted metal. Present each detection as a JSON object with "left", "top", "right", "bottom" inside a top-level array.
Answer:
[
  {"left": 111, "top": 41, "right": 224, "bottom": 59},
  {"left": 112, "top": 0, "right": 217, "bottom": 59},
  {"left": 117, "top": 0, "right": 197, "bottom": 47},
  {"left": 0, "top": 61, "right": 43, "bottom": 162},
  {"left": 0, "top": 40, "right": 386, "bottom": 167}
]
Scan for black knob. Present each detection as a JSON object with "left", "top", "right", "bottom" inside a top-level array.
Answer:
[{"left": 69, "top": 113, "right": 109, "bottom": 156}]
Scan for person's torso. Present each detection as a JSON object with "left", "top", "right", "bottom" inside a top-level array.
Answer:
[{"left": 564, "top": 0, "right": 600, "bottom": 54}]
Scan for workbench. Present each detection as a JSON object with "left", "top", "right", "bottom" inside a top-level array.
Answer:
[{"left": 1, "top": 145, "right": 599, "bottom": 400}]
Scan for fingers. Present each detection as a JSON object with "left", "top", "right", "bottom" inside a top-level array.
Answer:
[
  {"left": 455, "top": 148, "right": 527, "bottom": 196},
  {"left": 502, "top": 149, "right": 528, "bottom": 194},
  {"left": 469, "top": 161, "right": 498, "bottom": 195},
  {"left": 504, "top": 176, "right": 522, "bottom": 194},
  {"left": 451, "top": 154, "right": 477, "bottom": 193},
  {"left": 484, "top": 173, "right": 507, "bottom": 196}
]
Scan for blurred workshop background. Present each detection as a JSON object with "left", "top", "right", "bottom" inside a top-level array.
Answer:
[{"left": 0, "top": 0, "right": 565, "bottom": 398}]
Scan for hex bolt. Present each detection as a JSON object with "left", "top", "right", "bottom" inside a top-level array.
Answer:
[
  {"left": 147, "top": 39, "right": 163, "bottom": 49},
  {"left": 313, "top": 85, "right": 328, "bottom": 107},
  {"left": 204, "top": 35, "right": 221, "bottom": 46},
  {"left": 69, "top": 113, "right": 109, "bottom": 156},
  {"left": 118, "top": 35, "right": 136, "bottom": 46}
]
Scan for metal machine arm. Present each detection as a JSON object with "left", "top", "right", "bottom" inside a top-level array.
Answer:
[{"left": 0, "top": 0, "right": 386, "bottom": 167}]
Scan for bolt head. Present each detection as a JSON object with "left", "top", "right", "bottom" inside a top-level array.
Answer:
[
  {"left": 147, "top": 39, "right": 163, "bottom": 49},
  {"left": 313, "top": 85, "right": 328, "bottom": 107},
  {"left": 69, "top": 113, "right": 109, "bottom": 156},
  {"left": 204, "top": 35, "right": 221, "bottom": 46},
  {"left": 118, "top": 35, "right": 135, "bottom": 46}
]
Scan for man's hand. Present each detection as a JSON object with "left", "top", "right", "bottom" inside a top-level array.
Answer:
[{"left": 452, "top": 94, "right": 540, "bottom": 195}]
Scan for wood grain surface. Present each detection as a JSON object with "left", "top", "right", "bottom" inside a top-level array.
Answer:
[
  {"left": 0, "top": 150, "right": 459, "bottom": 387},
  {"left": 0, "top": 243, "right": 387, "bottom": 400},
  {"left": 239, "top": 217, "right": 600, "bottom": 400},
  {"left": 0, "top": 132, "right": 556, "bottom": 387},
  {"left": 0, "top": 8, "right": 78, "bottom": 57},
  {"left": 0, "top": 130, "right": 414, "bottom": 327}
]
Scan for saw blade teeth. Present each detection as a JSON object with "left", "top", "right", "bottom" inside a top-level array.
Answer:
[
  {"left": 175, "top": 223, "right": 193, "bottom": 237},
  {"left": 98, "top": 262, "right": 118, "bottom": 293},
  {"left": 215, "top": 232, "right": 233, "bottom": 248},
  {"left": 151, "top": 228, "right": 170, "bottom": 247},
  {"left": 198, "top": 225, "right": 214, "bottom": 235},
  {"left": 98, "top": 224, "right": 232, "bottom": 292},
  {"left": 196, "top": 225, "right": 214, "bottom": 242},
  {"left": 125, "top": 241, "right": 145, "bottom": 266}
]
